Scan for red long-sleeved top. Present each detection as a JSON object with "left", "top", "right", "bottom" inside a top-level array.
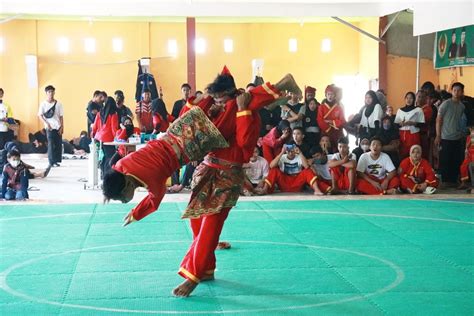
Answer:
[
  {"left": 399, "top": 157, "right": 437, "bottom": 185},
  {"left": 92, "top": 113, "right": 119, "bottom": 142},
  {"left": 317, "top": 102, "right": 346, "bottom": 134},
  {"left": 115, "top": 127, "right": 141, "bottom": 157},
  {"left": 261, "top": 127, "right": 286, "bottom": 154},
  {"left": 180, "top": 83, "right": 280, "bottom": 164}
]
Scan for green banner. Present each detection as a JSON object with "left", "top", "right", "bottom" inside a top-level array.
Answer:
[{"left": 435, "top": 25, "right": 474, "bottom": 69}]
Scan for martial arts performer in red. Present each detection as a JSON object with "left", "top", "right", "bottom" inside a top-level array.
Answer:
[
  {"left": 458, "top": 127, "right": 474, "bottom": 191},
  {"left": 317, "top": 84, "right": 346, "bottom": 152},
  {"left": 172, "top": 68, "right": 302, "bottom": 297},
  {"left": 398, "top": 144, "right": 438, "bottom": 194}
]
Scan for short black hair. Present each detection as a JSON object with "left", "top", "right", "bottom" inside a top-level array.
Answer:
[
  {"left": 45, "top": 85, "right": 55, "bottom": 92},
  {"left": 370, "top": 136, "right": 383, "bottom": 145},
  {"left": 195, "top": 90, "right": 203, "bottom": 96},
  {"left": 114, "top": 90, "right": 124, "bottom": 96},
  {"left": 206, "top": 74, "right": 237, "bottom": 96},
  {"left": 7, "top": 149, "right": 20, "bottom": 159},
  {"left": 100, "top": 91, "right": 108, "bottom": 98},
  {"left": 0, "top": 88, "right": 4, "bottom": 94},
  {"left": 309, "top": 145, "right": 324, "bottom": 156},
  {"left": 246, "top": 83, "right": 256, "bottom": 88},
  {"left": 421, "top": 81, "right": 435, "bottom": 93},
  {"left": 337, "top": 136, "right": 349, "bottom": 145},
  {"left": 93, "top": 90, "right": 101, "bottom": 97},
  {"left": 292, "top": 126, "right": 305, "bottom": 135},
  {"left": 451, "top": 82, "right": 464, "bottom": 90},
  {"left": 181, "top": 83, "right": 191, "bottom": 90},
  {"left": 142, "top": 88, "right": 151, "bottom": 94},
  {"left": 102, "top": 170, "right": 126, "bottom": 201}
]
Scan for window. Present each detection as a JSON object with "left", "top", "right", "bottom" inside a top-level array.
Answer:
[
  {"left": 195, "top": 38, "right": 206, "bottom": 54},
  {"left": 168, "top": 39, "right": 178, "bottom": 55},
  {"left": 57, "top": 37, "right": 70, "bottom": 53},
  {"left": 224, "top": 39, "right": 233, "bottom": 53},
  {"left": 84, "top": 38, "right": 96, "bottom": 53},
  {"left": 289, "top": 38, "right": 297, "bottom": 53},
  {"left": 112, "top": 38, "right": 123, "bottom": 53},
  {"left": 322, "top": 38, "right": 331, "bottom": 53}
]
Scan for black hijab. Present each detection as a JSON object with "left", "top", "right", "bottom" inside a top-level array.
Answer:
[
  {"left": 364, "top": 90, "right": 380, "bottom": 118},
  {"left": 151, "top": 98, "right": 169, "bottom": 120},
  {"left": 100, "top": 97, "right": 118, "bottom": 124}
]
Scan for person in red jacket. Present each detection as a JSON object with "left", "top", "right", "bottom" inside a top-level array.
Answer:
[
  {"left": 398, "top": 144, "right": 438, "bottom": 194},
  {"left": 458, "top": 127, "right": 474, "bottom": 192},
  {"left": 317, "top": 84, "right": 346, "bottom": 152},
  {"left": 261, "top": 119, "right": 292, "bottom": 163},
  {"left": 173, "top": 68, "right": 301, "bottom": 297},
  {"left": 91, "top": 96, "right": 119, "bottom": 177},
  {"left": 109, "top": 116, "right": 141, "bottom": 166}
]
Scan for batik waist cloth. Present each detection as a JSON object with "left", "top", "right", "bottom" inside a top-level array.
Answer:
[
  {"left": 181, "top": 155, "right": 244, "bottom": 219},
  {"left": 166, "top": 107, "right": 229, "bottom": 162}
]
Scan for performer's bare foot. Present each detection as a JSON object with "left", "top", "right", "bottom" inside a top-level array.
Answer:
[
  {"left": 168, "top": 184, "right": 183, "bottom": 193},
  {"left": 457, "top": 182, "right": 469, "bottom": 190},
  {"left": 123, "top": 212, "right": 136, "bottom": 227},
  {"left": 385, "top": 188, "right": 398, "bottom": 195},
  {"left": 254, "top": 185, "right": 269, "bottom": 195},
  {"left": 313, "top": 190, "right": 324, "bottom": 196},
  {"left": 201, "top": 274, "right": 215, "bottom": 281},
  {"left": 216, "top": 241, "right": 231, "bottom": 250},
  {"left": 275, "top": 74, "right": 302, "bottom": 97},
  {"left": 172, "top": 279, "right": 198, "bottom": 297}
]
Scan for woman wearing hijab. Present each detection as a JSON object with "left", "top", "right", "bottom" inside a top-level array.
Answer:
[
  {"left": 398, "top": 144, "right": 438, "bottom": 194},
  {"left": 394, "top": 92, "right": 425, "bottom": 159},
  {"left": 379, "top": 115, "right": 401, "bottom": 168},
  {"left": 91, "top": 96, "right": 119, "bottom": 177},
  {"left": 358, "top": 90, "right": 384, "bottom": 140}
]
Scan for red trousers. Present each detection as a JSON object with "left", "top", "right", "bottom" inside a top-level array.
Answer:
[
  {"left": 179, "top": 208, "right": 230, "bottom": 283},
  {"left": 356, "top": 175, "right": 400, "bottom": 195},
  {"left": 315, "top": 178, "right": 333, "bottom": 193},
  {"left": 399, "top": 130, "right": 421, "bottom": 159},
  {"left": 330, "top": 166, "right": 354, "bottom": 190},
  {"left": 264, "top": 168, "right": 317, "bottom": 193},
  {"left": 460, "top": 157, "right": 472, "bottom": 182},
  {"left": 400, "top": 176, "right": 439, "bottom": 192}
]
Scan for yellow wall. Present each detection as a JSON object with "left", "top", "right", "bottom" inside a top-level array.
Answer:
[
  {"left": 438, "top": 67, "right": 474, "bottom": 96},
  {"left": 358, "top": 18, "right": 379, "bottom": 80},
  {"left": 1, "top": 19, "right": 380, "bottom": 140},
  {"left": 386, "top": 54, "right": 439, "bottom": 109}
]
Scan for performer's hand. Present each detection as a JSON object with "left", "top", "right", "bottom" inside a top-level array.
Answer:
[
  {"left": 237, "top": 92, "right": 251, "bottom": 111},
  {"left": 123, "top": 211, "right": 136, "bottom": 227},
  {"left": 381, "top": 179, "right": 389, "bottom": 190}
]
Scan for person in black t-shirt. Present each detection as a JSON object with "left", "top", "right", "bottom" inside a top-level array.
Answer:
[
  {"left": 114, "top": 90, "right": 133, "bottom": 124},
  {"left": 171, "top": 83, "right": 192, "bottom": 120}
]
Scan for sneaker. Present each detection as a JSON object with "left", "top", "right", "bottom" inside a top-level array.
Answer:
[
  {"left": 423, "top": 186, "right": 436, "bottom": 195},
  {"left": 43, "top": 165, "right": 52, "bottom": 178}
]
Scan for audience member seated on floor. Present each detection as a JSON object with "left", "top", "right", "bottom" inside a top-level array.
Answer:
[
  {"left": 309, "top": 145, "right": 333, "bottom": 194},
  {"left": 0, "top": 142, "right": 51, "bottom": 179},
  {"left": 379, "top": 115, "right": 401, "bottom": 168},
  {"left": 109, "top": 116, "right": 141, "bottom": 167},
  {"left": 356, "top": 137, "right": 399, "bottom": 195},
  {"left": 352, "top": 137, "right": 370, "bottom": 162},
  {"left": 398, "top": 145, "right": 438, "bottom": 194},
  {"left": 255, "top": 143, "right": 323, "bottom": 195},
  {"left": 328, "top": 137, "right": 357, "bottom": 194},
  {"left": 261, "top": 119, "right": 292, "bottom": 163},
  {"left": 395, "top": 91, "right": 425, "bottom": 159},
  {"left": 319, "top": 135, "right": 333, "bottom": 154},
  {"left": 71, "top": 131, "right": 91, "bottom": 153},
  {"left": 458, "top": 126, "right": 474, "bottom": 193},
  {"left": 241, "top": 147, "right": 269, "bottom": 196},
  {"left": 1, "top": 150, "right": 28, "bottom": 200},
  {"left": 290, "top": 127, "right": 311, "bottom": 158}
]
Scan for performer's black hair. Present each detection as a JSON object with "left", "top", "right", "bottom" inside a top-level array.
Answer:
[
  {"left": 206, "top": 74, "right": 237, "bottom": 96},
  {"left": 103, "top": 170, "right": 126, "bottom": 201}
]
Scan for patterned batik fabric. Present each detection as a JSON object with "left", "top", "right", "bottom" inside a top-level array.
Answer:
[
  {"left": 181, "top": 156, "right": 244, "bottom": 219},
  {"left": 167, "top": 107, "right": 229, "bottom": 162}
]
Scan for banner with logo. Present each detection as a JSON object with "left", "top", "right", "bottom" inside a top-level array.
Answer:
[{"left": 434, "top": 25, "right": 473, "bottom": 69}]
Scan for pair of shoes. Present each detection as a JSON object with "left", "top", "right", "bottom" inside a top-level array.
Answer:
[
  {"left": 423, "top": 187, "right": 436, "bottom": 195},
  {"left": 52, "top": 163, "right": 60, "bottom": 167}
]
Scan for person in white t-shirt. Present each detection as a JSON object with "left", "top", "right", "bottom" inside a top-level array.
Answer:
[
  {"left": 256, "top": 143, "right": 322, "bottom": 195},
  {"left": 38, "top": 85, "right": 64, "bottom": 167},
  {"left": 328, "top": 136, "right": 357, "bottom": 194},
  {"left": 0, "top": 88, "right": 14, "bottom": 149},
  {"left": 394, "top": 91, "right": 425, "bottom": 159},
  {"left": 241, "top": 147, "right": 269, "bottom": 196},
  {"left": 356, "top": 137, "right": 399, "bottom": 195}
]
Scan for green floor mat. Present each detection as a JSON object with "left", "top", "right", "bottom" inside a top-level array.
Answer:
[{"left": 1, "top": 200, "right": 473, "bottom": 315}]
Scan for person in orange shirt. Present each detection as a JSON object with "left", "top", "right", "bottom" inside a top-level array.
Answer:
[
  {"left": 398, "top": 144, "right": 438, "bottom": 194},
  {"left": 317, "top": 84, "right": 345, "bottom": 152}
]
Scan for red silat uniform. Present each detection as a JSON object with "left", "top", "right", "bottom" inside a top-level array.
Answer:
[
  {"left": 317, "top": 102, "right": 345, "bottom": 148},
  {"left": 460, "top": 135, "right": 474, "bottom": 182},
  {"left": 399, "top": 157, "right": 438, "bottom": 191}
]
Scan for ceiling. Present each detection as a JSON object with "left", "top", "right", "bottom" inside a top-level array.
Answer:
[{"left": 1, "top": 0, "right": 472, "bottom": 35}]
